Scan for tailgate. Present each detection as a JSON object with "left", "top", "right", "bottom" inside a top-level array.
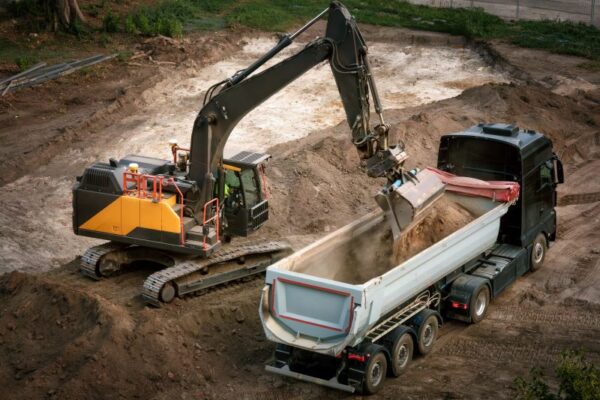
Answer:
[{"left": 265, "top": 270, "right": 363, "bottom": 341}]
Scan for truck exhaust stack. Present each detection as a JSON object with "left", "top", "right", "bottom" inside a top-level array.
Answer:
[{"left": 375, "top": 169, "right": 446, "bottom": 240}]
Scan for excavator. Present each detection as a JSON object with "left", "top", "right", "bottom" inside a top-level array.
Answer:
[{"left": 72, "top": 1, "right": 443, "bottom": 306}]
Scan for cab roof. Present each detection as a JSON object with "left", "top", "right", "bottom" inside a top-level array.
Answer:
[{"left": 442, "top": 123, "right": 552, "bottom": 158}]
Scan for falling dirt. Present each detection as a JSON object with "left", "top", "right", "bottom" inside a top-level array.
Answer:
[
  {"left": 392, "top": 197, "right": 475, "bottom": 265},
  {"left": 1, "top": 23, "right": 600, "bottom": 400},
  {"left": 293, "top": 197, "right": 475, "bottom": 285}
]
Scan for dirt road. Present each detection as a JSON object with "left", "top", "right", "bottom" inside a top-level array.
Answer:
[{"left": 0, "top": 24, "right": 599, "bottom": 400}]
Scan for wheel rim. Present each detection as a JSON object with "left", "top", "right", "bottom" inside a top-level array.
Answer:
[
  {"left": 422, "top": 324, "right": 434, "bottom": 347},
  {"left": 396, "top": 344, "right": 409, "bottom": 369},
  {"left": 475, "top": 290, "right": 487, "bottom": 317},
  {"left": 533, "top": 242, "right": 544, "bottom": 264},
  {"left": 370, "top": 359, "right": 383, "bottom": 387}
]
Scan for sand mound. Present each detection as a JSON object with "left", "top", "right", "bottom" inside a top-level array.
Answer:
[{"left": 392, "top": 196, "right": 475, "bottom": 265}]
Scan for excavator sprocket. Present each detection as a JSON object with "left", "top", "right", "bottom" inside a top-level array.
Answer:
[{"left": 80, "top": 242, "right": 129, "bottom": 280}]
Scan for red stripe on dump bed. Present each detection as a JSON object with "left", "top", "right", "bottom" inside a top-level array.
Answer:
[
  {"left": 276, "top": 277, "right": 352, "bottom": 297},
  {"left": 270, "top": 277, "right": 354, "bottom": 333}
]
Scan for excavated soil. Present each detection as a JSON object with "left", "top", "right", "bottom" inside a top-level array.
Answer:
[
  {"left": 391, "top": 197, "right": 475, "bottom": 265},
  {"left": 295, "top": 197, "right": 475, "bottom": 285},
  {"left": 1, "top": 25, "right": 600, "bottom": 400}
]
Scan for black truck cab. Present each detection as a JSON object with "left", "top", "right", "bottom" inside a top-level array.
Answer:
[{"left": 437, "top": 123, "right": 564, "bottom": 250}]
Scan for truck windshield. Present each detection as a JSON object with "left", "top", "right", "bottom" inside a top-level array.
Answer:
[{"left": 441, "top": 138, "right": 520, "bottom": 181}]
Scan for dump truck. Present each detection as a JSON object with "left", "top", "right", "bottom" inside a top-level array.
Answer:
[{"left": 260, "top": 123, "right": 564, "bottom": 394}]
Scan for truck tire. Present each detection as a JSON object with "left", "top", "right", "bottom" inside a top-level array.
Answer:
[
  {"left": 416, "top": 313, "right": 438, "bottom": 355},
  {"left": 469, "top": 284, "right": 490, "bottom": 324},
  {"left": 390, "top": 332, "right": 413, "bottom": 377},
  {"left": 362, "top": 351, "right": 387, "bottom": 395},
  {"left": 530, "top": 233, "right": 547, "bottom": 271}
]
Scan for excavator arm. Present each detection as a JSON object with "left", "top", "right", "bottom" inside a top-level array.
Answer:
[
  {"left": 188, "top": 1, "right": 443, "bottom": 235},
  {"left": 188, "top": 2, "right": 405, "bottom": 203}
]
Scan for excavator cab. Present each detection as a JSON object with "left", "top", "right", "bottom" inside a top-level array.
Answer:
[{"left": 220, "top": 152, "right": 270, "bottom": 237}]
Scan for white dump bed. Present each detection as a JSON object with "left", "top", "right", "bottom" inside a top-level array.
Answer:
[{"left": 260, "top": 193, "right": 511, "bottom": 356}]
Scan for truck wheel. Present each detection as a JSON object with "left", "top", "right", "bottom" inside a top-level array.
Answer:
[
  {"left": 530, "top": 233, "right": 547, "bottom": 271},
  {"left": 363, "top": 351, "right": 387, "bottom": 395},
  {"left": 470, "top": 284, "right": 490, "bottom": 324},
  {"left": 390, "top": 332, "right": 413, "bottom": 377},
  {"left": 417, "top": 314, "right": 438, "bottom": 355}
]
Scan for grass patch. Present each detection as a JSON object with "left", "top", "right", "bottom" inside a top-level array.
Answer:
[
  {"left": 117, "top": 0, "right": 599, "bottom": 59},
  {"left": 3, "top": 0, "right": 599, "bottom": 60}
]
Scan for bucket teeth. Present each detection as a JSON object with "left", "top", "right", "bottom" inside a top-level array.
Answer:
[{"left": 375, "top": 169, "right": 445, "bottom": 240}]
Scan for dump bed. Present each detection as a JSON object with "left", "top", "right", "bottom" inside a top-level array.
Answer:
[{"left": 260, "top": 192, "right": 511, "bottom": 356}]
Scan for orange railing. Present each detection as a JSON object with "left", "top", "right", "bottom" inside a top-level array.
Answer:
[
  {"left": 123, "top": 172, "right": 186, "bottom": 245},
  {"left": 202, "top": 197, "right": 220, "bottom": 250}
]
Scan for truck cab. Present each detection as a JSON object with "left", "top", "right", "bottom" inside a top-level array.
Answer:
[{"left": 437, "top": 123, "right": 564, "bottom": 250}]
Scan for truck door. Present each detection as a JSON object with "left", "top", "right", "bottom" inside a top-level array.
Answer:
[{"left": 522, "top": 158, "right": 555, "bottom": 245}]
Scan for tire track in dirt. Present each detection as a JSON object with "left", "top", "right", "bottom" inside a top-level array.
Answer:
[
  {"left": 559, "top": 191, "right": 600, "bottom": 206},
  {"left": 488, "top": 306, "right": 600, "bottom": 329},
  {"left": 557, "top": 202, "right": 600, "bottom": 240},
  {"left": 437, "top": 298, "right": 600, "bottom": 367}
]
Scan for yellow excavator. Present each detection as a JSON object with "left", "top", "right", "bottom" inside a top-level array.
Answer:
[{"left": 72, "top": 2, "right": 443, "bottom": 306}]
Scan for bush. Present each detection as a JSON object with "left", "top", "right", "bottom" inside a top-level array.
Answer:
[
  {"left": 156, "top": 18, "right": 183, "bottom": 38},
  {"left": 14, "top": 55, "right": 38, "bottom": 71},
  {"left": 124, "top": 15, "right": 137, "bottom": 34},
  {"left": 515, "top": 351, "right": 600, "bottom": 400},
  {"left": 103, "top": 11, "right": 120, "bottom": 33}
]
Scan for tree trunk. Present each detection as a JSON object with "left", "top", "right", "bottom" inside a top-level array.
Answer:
[{"left": 47, "top": 0, "right": 86, "bottom": 31}]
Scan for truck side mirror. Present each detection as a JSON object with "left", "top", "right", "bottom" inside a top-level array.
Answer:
[{"left": 552, "top": 156, "right": 564, "bottom": 185}]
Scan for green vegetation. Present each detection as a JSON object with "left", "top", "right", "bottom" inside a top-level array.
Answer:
[
  {"left": 103, "top": 11, "right": 120, "bottom": 33},
  {"left": 515, "top": 351, "right": 600, "bottom": 400},
  {"left": 3, "top": 0, "right": 600, "bottom": 59},
  {"left": 111, "top": 0, "right": 600, "bottom": 59},
  {"left": 14, "top": 55, "right": 39, "bottom": 71}
]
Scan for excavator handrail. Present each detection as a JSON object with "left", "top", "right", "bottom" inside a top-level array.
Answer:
[{"left": 202, "top": 197, "right": 220, "bottom": 250}]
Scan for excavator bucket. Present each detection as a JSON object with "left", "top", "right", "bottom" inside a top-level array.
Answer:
[{"left": 375, "top": 169, "right": 446, "bottom": 240}]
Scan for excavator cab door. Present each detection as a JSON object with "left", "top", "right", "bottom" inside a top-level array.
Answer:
[{"left": 222, "top": 152, "right": 271, "bottom": 237}]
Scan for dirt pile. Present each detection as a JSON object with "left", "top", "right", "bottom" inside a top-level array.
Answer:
[
  {"left": 0, "top": 272, "right": 219, "bottom": 400},
  {"left": 336, "top": 197, "right": 474, "bottom": 284},
  {"left": 290, "top": 196, "right": 475, "bottom": 284},
  {"left": 392, "top": 196, "right": 475, "bottom": 265},
  {"left": 260, "top": 82, "right": 599, "bottom": 243}
]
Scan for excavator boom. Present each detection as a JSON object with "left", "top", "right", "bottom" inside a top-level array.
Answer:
[{"left": 188, "top": 1, "right": 443, "bottom": 234}]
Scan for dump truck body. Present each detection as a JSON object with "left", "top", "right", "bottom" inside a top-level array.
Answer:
[{"left": 260, "top": 192, "right": 508, "bottom": 357}]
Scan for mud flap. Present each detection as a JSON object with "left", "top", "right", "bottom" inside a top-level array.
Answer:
[{"left": 375, "top": 169, "right": 445, "bottom": 240}]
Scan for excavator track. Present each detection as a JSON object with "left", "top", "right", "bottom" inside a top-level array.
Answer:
[
  {"left": 142, "top": 241, "right": 292, "bottom": 307},
  {"left": 80, "top": 242, "right": 128, "bottom": 280}
]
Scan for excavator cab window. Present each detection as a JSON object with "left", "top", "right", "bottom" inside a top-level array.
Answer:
[
  {"left": 240, "top": 168, "right": 260, "bottom": 207},
  {"left": 224, "top": 170, "right": 244, "bottom": 209}
]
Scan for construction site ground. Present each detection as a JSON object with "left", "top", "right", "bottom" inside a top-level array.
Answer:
[{"left": 1, "top": 23, "right": 599, "bottom": 400}]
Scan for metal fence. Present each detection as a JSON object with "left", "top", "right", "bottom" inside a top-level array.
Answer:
[{"left": 407, "top": 0, "right": 599, "bottom": 26}]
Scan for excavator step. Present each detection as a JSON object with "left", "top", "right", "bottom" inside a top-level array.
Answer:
[
  {"left": 182, "top": 217, "right": 196, "bottom": 231},
  {"left": 187, "top": 225, "right": 218, "bottom": 244}
]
